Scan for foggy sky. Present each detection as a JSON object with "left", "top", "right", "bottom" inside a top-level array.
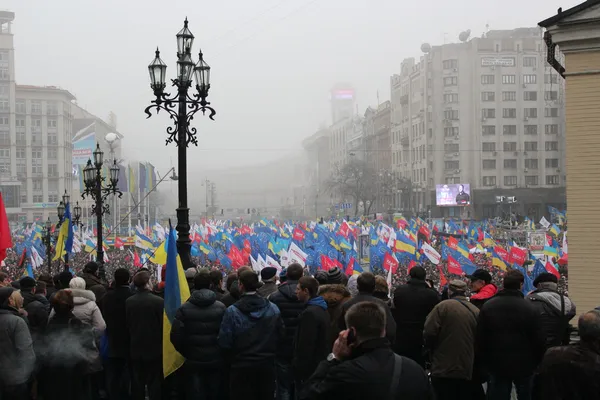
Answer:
[{"left": 4, "top": 0, "right": 574, "bottom": 177}]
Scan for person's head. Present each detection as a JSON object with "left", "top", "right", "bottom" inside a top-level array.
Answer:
[
  {"left": 357, "top": 272, "right": 376, "bottom": 294},
  {"left": 209, "top": 270, "right": 223, "bottom": 290},
  {"left": 296, "top": 276, "right": 319, "bottom": 303},
  {"left": 327, "top": 267, "right": 344, "bottom": 285},
  {"left": 532, "top": 272, "right": 558, "bottom": 290},
  {"left": 133, "top": 271, "right": 152, "bottom": 291},
  {"left": 83, "top": 261, "right": 99, "bottom": 276},
  {"left": 38, "top": 273, "right": 53, "bottom": 287},
  {"left": 225, "top": 273, "right": 238, "bottom": 292},
  {"left": 458, "top": 184, "right": 464, "bottom": 192},
  {"left": 374, "top": 275, "right": 389, "bottom": 295},
  {"left": 8, "top": 289, "right": 23, "bottom": 310},
  {"left": 114, "top": 268, "right": 131, "bottom": 287},
  {"left": 0, "top": 272, "right": 8, "bottom": 287},
  {"left": 52, "top": 274, "right": 61, "bottom": 289},
  {"left": 314, "top": 270, "right": 329, "bottom": 286},
  {"left": 578, "top": 310, "right": 600, "bottom": 345},
  {"left": 185, "top": 268, "right": 197, "bottom": 290},
  {"left": 409, "top": 266, "right": 426, "bottom": 281},
  {"left": 36, "top": 281, "right": 47, "bottom": 296},
  {"left": 194, "top": 269, "right": 212, "bottom": 290},
  {"left": 52, "top": 289, "right": 74, "bottom": 315},
  {"left": 69, "top": 277, "right": 86, "bottom": 290},
  {"left": 19, "top": 276, "right": 37, "bottom": 294},
  {"left": 469, "top": 269, "right": 492, "bottom": 292},
  {"left": 287, "top": 263, "right": 304, "bottom": 281},
  {"left": 448, "top": 279, "right": 467, "bottom": 297},
  {"left": 238, "top": 270, "right": 260, "bottom": 294},
  {"left": 237, "top": 266, "right": 252, "bottom": 276},
  {"left": 58, "top": 271, "right": 73, "bottom": 289},
  {"left": 260, "top": 267, "right": 278, "bottom": 283},
  {"left": 503, "top": 269, "right": 524, "bottom": 291},
  {"left": 345, "top": 301, "right": 386, "bottom": 345}
]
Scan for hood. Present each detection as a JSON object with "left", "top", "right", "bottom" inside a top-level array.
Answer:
[
  {"left": 529, "top": 290, "right": 575, "bottom": 315},
  {"left": 471, "top": 283, "right": 498, "bottom": 300},
  {"left": 229, "top": 280, "right": 241, "bottom": 299},
  {"left": 307, "top": 296, "right": 328, "bottom": 310},
  {"left": 277, "top": 280, "right": 299, "bottom": 301},
  {"left": 69, "top": 288, "right": 96, "bottom": 305},
  {"left": 189, "top": 288, "right": 216, "bottom": 307},
  {"left": 234, "top": 294, "right": 272, "bottom": 320},
  {"left": 319, "top": 284, "right": 351, "bottom": 307}
]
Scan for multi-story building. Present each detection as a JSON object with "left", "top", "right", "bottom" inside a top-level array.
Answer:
[
  {"left": 391, "top": 27, "right": 566, "bottom": 219},
  {"left": 302, "top": 127, "right": 331, "bottom": 217}
]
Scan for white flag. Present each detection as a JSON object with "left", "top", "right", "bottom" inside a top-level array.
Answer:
[
  {"left": 266, "top": 255, "right": 282, "bottom": 273},
  {"left": 539, "top": 216, "right": 551, "bottom": 229},
  {"left": 288, "top": 242, "right": 308, "bottom": 267},
  {"left": 562, "top": 231, "right": 568, "bottom": 254},
  {"left": 421, "top": 242, "right": 441, "bottom": 265},
  {"left": 279, "top": 250, "right": 290, "bottom": 267}
]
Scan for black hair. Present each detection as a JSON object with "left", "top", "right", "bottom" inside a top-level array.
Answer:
[{"left": 357, "top": 272, "right": 376, "bottom": 293}]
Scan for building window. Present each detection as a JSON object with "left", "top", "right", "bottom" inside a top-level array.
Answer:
[
  {"left": 524, "top": 125, "right": 538, "bottom": 135},
  {"left": 481, "top": 75, "right": 495, "bottom": 84},
  {"left": 545, "top": 124, "right": 559, "bottom": 134},
  {"left": 443, "top": 59, "right": 458, "bottom": 69},
  {"left": 503, "top": 125, "right": 517, "bottom": 135},
  {"left": 524, "top": 141, "right": 538, "bottom": 151},
  {"left": 503, "top": 108, "right": 517, "bottom": 118},
  {"left": 523, "top": 57, "right": 537, "bottom": 67},
  {"left": 32, "top": 195, "right": 44, "bottom": 203},
  {"left": 48, "top": 179, "right": 58, "bottom": 192},
  {"left": 545, "top": 74, "right": 559, "bottom": 84},
  {"left": 15, "top": 118, "right": 25, "bottom": 128},
  {"left": 444, "top": 110, "right": 459, "bottom": 120},
  {"left": 525, "top": 176, "right": 539, "bottom": 186},
  {"left": 48, "top": 194, "right": 59, "bottom": 203},
  {"left": 32, "top": 165, "right": 43, "bottom": 175},
  {"left": 48, "top": 164, "right": 58, "bottom": 178},
  {"left": 525, "top": 159, "right": 538, "bottom": 169},
  {"left": 16, "top": 147, "right": 25, "bottom": 159},
  {"left": 16, "top": 131, "right": 25, "bottom": 145},
  {"left": 503, "top": 142, "right": 517, "bottom": 152},
  {"left": 0, "top": 148, "right": 9, "bottom": 158},
  {"left": 15, "top": 101, "right": 25, "bottom": 114},
  {"left": 546, "top": 175, "right": 560, "bottom": 185},
  {"left": 0, "top": 116, "right": 8, "bottom": 126},
  {"left": 32, "top": 132, "right": 42, "bottom": 146},
  {"left": 545, "top": 91, "right": 558, "bottom": 101},
  {"left": 502, "top": 91, "right": 516, "bottom": 101},
  {"left": 545, "top": 158, "right": 559, "bottom": 168},
  {"left": 444, "top": 143, "right": 459, "bottom": 152},
  {"left": 46, "top": 101, "right": 58, "bottom": 115},
  {"left": 545, "top": 108, "right": 559, "bottom": 117},
  {"left": 524, "top": 91, "right": 538, "bottom": 101},
  {"left": 482, "top": 125, "right": 496, "bottom": 135},
  {"left": 0, "top": 85, "right": 8, "bottom": 97},
  {"left": 504, "top": 159, "right": 517, "bottom": 168},
  {"left": 444, "top": 93, "right": 459, "bottom": 103},
  {"left": 502, "top": 75, "right": 516, "bottom": 84},
  {"left": 445, "top": 177, "right": 460, "bottom": 184},
  {"left": 31, "top": 101, "right": 42, "bottom": 114},
  {"left": 47, "top": 118, "right": 57, "bottom": 128},
  {"left": 48, "top": 133, "right": 58, "bottom": 145},
  {"left": 524, "top": 108, "right": 538, "bottom": 118},
  {"left": 33, "top": 179, "right": 42, "bottom": 191},
  {"left": 482, "top": 109, "right": 495, "bottom": 119},
  {"left": 0, "top": 68, "right": 8, "bottom": 81},
  {"left": 444, "top": 161, "right": 459, "bottom": 170},
  {"left": 483, "top": 160, "right": 496, "bottom": 169},
  {"left": 483, "top": 176, "right": 496, "bottom": 186},
  {"left": 504, "top": 176, "right": 517, "bottom": 186},
  {"left": 482, "top": 142, "right": 496, "bottom": 152},
  {"left": 545, "top": 141, "right": 559, "bottom": 151},
  {"left": 481, "top": 92, "right": 495, "bottom": 102},
  {"left": 48, "top": 148, "right": 57, "bottom": 159},
  {"left": 0, "top": 131, "right": 8, "bottom": 145},
  {"left": 444, "top": 127, "right": 459, "bottom": 137},
  {"left": 443, "top": 77, "right": 458, "bottom": 86},
  {"left": 523, "top": 74, "right": 537, "bottom": 84}
]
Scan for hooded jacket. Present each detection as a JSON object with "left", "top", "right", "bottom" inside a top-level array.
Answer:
[
  {"left": 50, "top": 289, "right": 106, "bottom": 336},
  {"left": 170, "top": 288, "right": 226, "bottom": 370},
  {"left": 294, "top": 296, "right": 330, "bottom": 381},
  {"left": 0, "top": 307, "right": 36, "bottom": 385},
  {"left": 318, "top": 284, "right": 351, "bottom": 348},
  {"left": 218, "top": 293, "right": 284, "bottom": 368},
  {"left": 269, "top": 280, "right": 305, "bottom": 359},
  {"left": 526, "top": 283, "right": 576, "bottom": 348},
  {"left": 470, "top": 283, "right": 498, "bottom": 309}
]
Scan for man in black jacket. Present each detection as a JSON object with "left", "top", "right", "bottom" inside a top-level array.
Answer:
[
  {"left": 102, "top": 268, "right": 133, "bottom": 400},
  {"left": 171, "top": 269, "right": 226, "bottom": 400},
  {"left": 300, "top": 301, "right": 433, "bottom": 400},
  {"left": 269, "top": 263, "right": 306, "bottom": 400},
  {"left": 477, "top": 270, "right": 545, "bottom": 400},
  {"left": 339, "top": 272, "right": 396, "bottom": 345},
  {"left": 392, "top": 266, "right": 439, "bottom": 366},
  {"left": 18, "top": 277, "right": 48, "bottom": 338},
  {"left": 294, "top": 276, "right": 329, "bottom": 392},
  {"left": 126, "top": 270, "right": 164, "bottom": 400}
]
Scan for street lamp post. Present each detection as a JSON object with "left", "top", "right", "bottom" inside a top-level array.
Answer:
[
  {"left": 145, "top": 18, "right": 216, "bottom": 270},
  {"left": 43, "top": 217, "right": 52, "bottom": 274},
  {"left": 81, "top": 144, "right": 122, "bottom": 280}
]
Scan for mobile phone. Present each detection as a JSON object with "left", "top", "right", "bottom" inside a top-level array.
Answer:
[{"left": 346, "top": 328, "right": 356, "bottom": 345}]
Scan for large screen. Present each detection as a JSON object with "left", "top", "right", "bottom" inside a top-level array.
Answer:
[{"left": 436, "top": 183, "right": 471, "bottom": 206}]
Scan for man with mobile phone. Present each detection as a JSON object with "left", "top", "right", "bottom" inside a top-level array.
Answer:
[{"left": 299, "top": 302, "right": 433, "bottom": 400}]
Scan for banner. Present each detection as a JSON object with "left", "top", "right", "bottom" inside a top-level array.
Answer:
[
  {"left": 73, "top": 132, "right": 96, "bottom": 165},
  {"left": 421, "top": 242, "right": 441, "bottom": 265}
]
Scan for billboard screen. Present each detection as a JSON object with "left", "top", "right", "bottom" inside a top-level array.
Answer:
[
  {"left": 436, "top": 183, "right": 471, "bottom": 206},
  {"left": 73, "top": 132, "right": 96, "bottom": 165},
  {"left": 331, "top": 89, "right": 354, "bottom": 100}
]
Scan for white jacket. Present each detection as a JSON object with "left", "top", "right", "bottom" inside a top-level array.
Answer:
[{"left": 50, "top": 289, "right": 106, "bottom": 335}]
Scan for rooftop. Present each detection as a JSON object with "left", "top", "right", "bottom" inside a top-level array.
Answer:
[
  {"left": 539, "top": 0, "right": 600, "bottom": 27},
  {"left": 15, "top": 84, "right": 76, "bottom": 100}
]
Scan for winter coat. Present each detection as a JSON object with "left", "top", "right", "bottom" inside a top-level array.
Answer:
[
  {"left": 470, "top": 283, "right": 498, "bottom": 309},
  {"left": 22, "top": 291, "right": 49, "bottom": 337},
  {"left": 269, "top": 280, "right": 305, "bottom": 360},
  {"left": 392, "top": 279, "right": 439, "bottom": 363},
  {"left": 81, "top": 272, "right": 106, "bottom": 290},
  {"left": 0, "top": 307, "right": 36, "bottom": 386},
  {"left": 423, "top": 296, "right": 479, "bottom": 380},
  {"left": 126, "top": 290, "right": 164, "bottom": 360},
  {"left": 170, "top": 288, "right": 226, "bottom": 370},
  {"left": 476, "top": 289, "right": 545, "bottom": 378},
  {"left": 50, "top": 289, "right": 106, "bottom": 336},
  {"left": 293, "top": 296, "right": 330, "bottom": 382},
  {"left": 526, "top": 285, "right": 576, "bottom": 348},
  {"left": 221, "top": 281, "right": 241, "bottom": 307},
  {"left": 101, "top": 285, "right": 133, "bottom": 359},
  {"left": 340, "top": 292, "right": 396, "bottom": 345},
  {"left": 299, "top": 338, "right": 433, "bottom": 400},
  {"left": 218, "top": 293, "right": 284, "bottom": 369},
  {"left": 257, "top": 281, "right": 278, "bottom": 298},
  {"left": 535, "top": 341, "right": 600, "bottom": 400},
  {"left": 319, "top": 284, "right": 351, "bottom": 349}
]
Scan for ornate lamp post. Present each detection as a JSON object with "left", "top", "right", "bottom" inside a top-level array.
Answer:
[
  {"left": 145, "top": 18, "right": 216, "bottom": 269},
  {"left": 81, "top": 143, "right": 122, "bottom": 280},
  {"left": 42, "top": 217, "right": 52, "bottom": 274}
]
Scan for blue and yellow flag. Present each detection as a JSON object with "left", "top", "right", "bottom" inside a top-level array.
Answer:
[
  {"left": 128, "top": 164, "right": 137, "bottom": 194},
  {"left": 163, "top": 221, "right": 190, "bottom": 378},
  {"left": 53, "top": 204, "right": 73, "bottom": 261}
]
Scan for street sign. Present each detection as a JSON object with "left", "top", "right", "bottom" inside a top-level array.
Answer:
[{"left": 337, "top": 203, "right": 352, "bottom": 210}]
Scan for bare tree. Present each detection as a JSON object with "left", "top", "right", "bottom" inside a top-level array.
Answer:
[{"left": 327, "top": 159, "right": 378, "bottom": 217}]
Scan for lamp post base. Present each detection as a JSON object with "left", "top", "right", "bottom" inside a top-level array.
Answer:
[{"left": 175, "top": 207, "right": 194, "bottom": 270}]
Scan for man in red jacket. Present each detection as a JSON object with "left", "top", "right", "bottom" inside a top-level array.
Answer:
[{"left": 468, "top": 269, "right": 497, "bottom": 309}]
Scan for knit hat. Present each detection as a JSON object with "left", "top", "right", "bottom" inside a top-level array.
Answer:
[
  {"left": 19, "top": 276, "right": 36, "bottom": 290},
  {"left": 327, "top": 267, "right": 344, "bottom": 284},
  {"left": 184, "top": 268, "right": 197, "bottom": 280},
  {"left": 448, "top": 279, "right": 467, "bottom": 293},
  {"left": 533, "top": 272, "right": 558, "bottom": 287},
  {"left": 314, "top": 270, "right": 329, "bottom": 285},
  {"left": 469, "top": 269, "right": 492, "bottom": 284},
  {"left": 260, "top": 267, "right": 277, "bottom": 281}
]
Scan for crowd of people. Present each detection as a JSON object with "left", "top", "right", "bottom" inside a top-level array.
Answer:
[{"left": 0, "top": 256, "right": 598, "bottom": 400}]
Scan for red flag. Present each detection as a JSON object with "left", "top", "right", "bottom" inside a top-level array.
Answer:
[
  {"left": 545, "top": 261, "right": 560, "bottom": 279},
  {"left": 133, "top": 251, "right": 142, "bottom": 268},
  {"left": 320, "top": 255, "right": 336, "bottom": 271},
  {"left": 494, "top": 246, "right": 509, "bottom": 262},
  {"left": 115, "top": 237, "right": 124, "bottom": 250},
  {"left": 345, "top": 257, "right": 355, "bottom": 276},
  {"left": 477, "top": 228, "right": 484, "bottom": 243},
  {"left": 338, "top": 222, "right": 350, "bottom": 238},
  {"left": 0, "top": 194, "right": 12, "bottom": 264},
  {"left": 293, "top": 228, "right": 305, "bottom": 241},
  {"left": 447, "top": 236, "right": 459, "bottom": 250},
  {"left": 17, "top": 248, "right": 27, "bottom": 268},
  {"left": 396, "top": 219, "right": 408, "bottom": 229},
  {"left": 243, "top": 239, "right": 252, "bottom": 253},
  {"left": 509, "top": 246, "right": 527, "bottom": 266},
  {"left": 407, "top": 260, "right": 416, "bottom": 274},
  {"left": 437, "top": 265, "right": 448, "bottom": 287},
  {"left": 383, "top": 252, "right": 399, "bottom": 274},
  {"left": 418, "top": 224, "right": 431, "bottom": 241},
  {"left": 447, "top": 254, "right": 462, "bottom": 275}
]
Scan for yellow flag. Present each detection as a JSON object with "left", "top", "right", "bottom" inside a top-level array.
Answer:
[{"left": 52, "top": 222, "right": 69, "bottom": 261}]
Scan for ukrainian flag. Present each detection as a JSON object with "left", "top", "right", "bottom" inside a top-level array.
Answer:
[
  {"left": 457, "top": 241, "right": 471, "bottom": 259},
  {"left": 395, "top": 234, "right": 416, "bottom": 255},
  {"left": 549, "top": 224, "right": 560, "bottom": 237},
  {"left": 483, "top": 232, "right": 495, "bottom": 248},
  {"left": 53, "top": 204, "right": 73, "bottom": 261},
  {"left": 163, "top": 221, "right": 190, "bottom": 377},
  {"left": 128, "top": 164, "right": 137, "bottom": 194},
  {"left": 492, "top": 250, "right": 508, "bottom": 271}
]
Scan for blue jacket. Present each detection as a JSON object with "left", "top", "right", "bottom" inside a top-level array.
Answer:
[{"left": 218, "top": 293, "right": 284, "bottom": 368}]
